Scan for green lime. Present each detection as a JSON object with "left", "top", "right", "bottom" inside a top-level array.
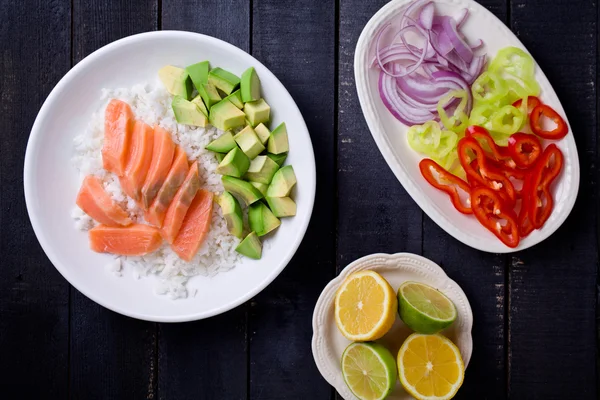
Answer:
[
  {"left": 397, "top": 281, "right": 457, "bottom": 334},
  {"left": 341, "top": 342, "right": 396, "bottom": 400}
]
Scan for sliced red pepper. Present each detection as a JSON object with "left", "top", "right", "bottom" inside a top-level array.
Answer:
[
  {"left": 458, "top": 137, "right": 517, "bottom": 206},
  {"left": 512, "top": 96, "right": 541, "bottom": 115},
  {"left": 517, "top": 173, "right": 535, "bottom": 237},
  {"left": 465, "top": 125, "right": 512, "bottom": 163},
  {"left": 508, "top": 132, "right": 542, "bottom": 169},
  {"left": 530, "top": 104, "right": 568, "bottom": 140},
  {"left": 419, "top": 158, "right": 472, "bottom": 214},
  {"left": 528, "top": 144, "right": 563, "bottom": 228},
  {"left": 470, "top": 186, "right": 520, "bottom": 248}
]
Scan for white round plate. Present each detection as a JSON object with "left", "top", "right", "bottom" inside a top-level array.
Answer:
[
  {"left": 354, "top": 0, "right": 579, "bottom": 253},
  {"left": 312, "top": 253, "right": 473, "bottom": 400},
  {"left": 24, "top": 31, "right": 316, "bottom": 322}
]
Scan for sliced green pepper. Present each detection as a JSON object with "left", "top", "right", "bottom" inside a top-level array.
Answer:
[
  {"left": 437, "top": 90, "right": 469, "bottom": 134},
  {"left": 488, "top": 46, "right": 535, "bottom": 80},
  {"left": 489, "top": 105, "right": 525, "bottom": 135},
  {"left": 471, "top": 71, "right": 509, "bottom": 104},
  {"left": 469, "top": 103, "right": 495, "bottom": 128},
  {"left": 407, "top": 121, "right": 442, "bottom": 153}
]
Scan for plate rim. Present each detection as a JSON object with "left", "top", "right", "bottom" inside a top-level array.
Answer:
[
  {"left": 311, "top": 252, "right": 474, "bottom": 399},
  {"left": 353, "top": 0, "right": 580, "bottom": 254},
  {"left": 23, "top": 30, "right": 317, "bottom": 322}
]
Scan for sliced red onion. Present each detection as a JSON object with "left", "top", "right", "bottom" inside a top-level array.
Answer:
[
  {"left": 431, "top": 70, "right": 472, "bottom": 111},
  {"left": 419, "top": 2, "right": 435, "bottom": 29},
  {"left": 379, "top": 71, "right": 435, "bottom": 125},
  {"left": 454, "top": 8, "right": 469, "bottom": 28},
  {"left": 470, "top": 38, "right": 484, "bottom": 50},
  {"left": 441, "top": 17, "right": 473, "bottom": 63}
]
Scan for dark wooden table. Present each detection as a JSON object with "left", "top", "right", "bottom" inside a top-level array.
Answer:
[{"left": 1, "top": 0, "right": 598, "bottom": 398}]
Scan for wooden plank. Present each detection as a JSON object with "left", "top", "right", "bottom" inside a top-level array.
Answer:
[
  {"left": 158, "top": 1, "right": 249, "bottom": 399},
  {"left": 0, "top": 0, "right": 71, "bottom": 398},
  {"left": 508, "top": 0, "right": 598, "bottom": 398},
  {"left": 422, "top": 2, "right": 508, "bottom": 398},
  {"left": 69, "top": 1, "right": 159, "bottom": 399},
  {"left": 248, "top": 0, "right": 336, "bottom": 398}
]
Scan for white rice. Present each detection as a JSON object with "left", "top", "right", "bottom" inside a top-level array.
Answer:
[{"left": 71, "top": 82, "right": 242, "bottom": 299}]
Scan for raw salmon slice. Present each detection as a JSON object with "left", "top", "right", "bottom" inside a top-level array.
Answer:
[
  {"left": 102, "top": 99, "right": 135, "bottom": 176},
  {"left": 120, "top": 121, "right": 154, "bottom": 201},
  {"left": 145, "top": 147, "right": 189, "bottom": 227},
  {"left": 141, "top": 125, "right": 176, "bottom": 209},
  {"left": 171, "top": 189, "right": 214, "bottom": 262},
  {"left": 160, "top": 162, "right": 200, "bottom": 244},
  {"left": 89, "top": 224, "right": 162, "bottom": 256},
  {"left": 76, "top": 175, "right": 132, "bottom": 226}
]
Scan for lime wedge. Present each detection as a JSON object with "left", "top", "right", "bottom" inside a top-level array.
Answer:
[
  {"left": 341, "top": 342, "right": 396, "bottom": 400},
  {"left": 397, "top": 281, "right": 457, "bottom": 334}
]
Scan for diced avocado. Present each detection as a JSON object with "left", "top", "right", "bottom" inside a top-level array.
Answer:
[
  {"left": 208, "top": 67, "right": 240, "bottom": 95},
  {"left": 172, "top": 96, "right": 208, "bottom": 127},
  {"left": 266, "top": 197, "right": 297, "bottom": 217},
  {"left": 205, "top": 131, "right": 236, "bottom": 153},
  {"left": 224, "top": 90, "right": 244, "bottom": 109},
  {"left": 159, "top": 65, "right": 193, "bottom": 100},
  {"left": 244, "top": 98, "right": 271, "bottom": 127},
  {"left": 198, "top": 83, "right": 222, "bottom": 109},
  {"left": 241, "top": 67, "right": 261, "bottom": 103},
  {"left": 245, "top": 156, "right": 280, "bottom": 184},
  {"left": 254, "top": 123, "right": 271, "bottom": 145},
  {"left": 186, "top": 61, "right": 210, "bottom": 91},
  {"left": 222, "top": 176, "right": 263, "bottom": 205},
  {"left": 267, "top": 153, "right": 287, "bottom": 166},
  {"left": 267, "top": 122, "right": 289, "bottom": 154},
  {"left": 234, "top": 126, "right": 265, "bottom": 159},
  {"left": 249, "top": 202, "right": 281, "bottom": 236},
  {"left": 235, "top": 232, "right": 262, "bottom": 259},
  {"left": 215, "top": 153, "right": 226, "bottom": 163},
  {"left": 267, "top": 165, "right": 297, "bottom": 197},
  {"left": 209, "top": 99, "right": 246, "bottom": 131},
  {"left": 217, "top": 191, "right": 244, "bottom": 238},
  {"left": 216, "top": 147, "right": 250, "bottom": 177},
  {"left": 191, "top": 95, "right": 209, "bottom": 117},
  {"left": 250, "top": 181, "right": 268, "bottom": 197}
]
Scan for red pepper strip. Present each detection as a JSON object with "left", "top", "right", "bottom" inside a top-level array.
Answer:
[
  {"left": 517, "top": 173, "right": 535, "bottom": 237},
  {"left": 530, "top": 104, "right": 568, "bottom": 140},
  {"left": 508, "top": 132, "right": 542, "bottom": 169},
  {"left": 470, "top": 186, "right": 520, "bottom": 248},
  {"left": 465, "top": 125, "right": 512, "bottom": 163},
  {"left": 458, "top": 137, "right": 517, "bottom": 206},
  {"left": 512, "top": 96, "right": 541, "bottom": 115},
  {"left": 528, "top": 144, "right": 564, "bottom": 228},
  {"left": 419, "top": 158, "right": 472, "bottom": 214}
]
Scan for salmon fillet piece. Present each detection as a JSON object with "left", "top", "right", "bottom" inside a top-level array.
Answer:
[
  {"left": 76, "top": 175, "right": 132, "bottom": 226},
  {"left": 145, "top": 146, "right": 189, "bottom": 227},
  {"left": 171, "top": 189, "right": 214, "bottom": 262},
  {"left": 160, "top": 162, "right": 200, "bottom": 244},
  {"left": 120, "top": 121, "right": 154, "bottom": 201},
  {"left": 89, "top": 224, "right": 163, "bottom": 256},
  {"left": 102, "top": 99, "right": 135, "bottom": 176},
  {"left": 141, "top": 125, "right": 176, "bottom": 209}
]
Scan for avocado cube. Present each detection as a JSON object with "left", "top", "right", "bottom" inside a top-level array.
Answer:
[
  {"left": 266, "top": 197, "right": 296, "bottom": 218},
  {"left": 172, "top": 96, "right": 208, "bottom": 127},
  {"left": 245, "top": 156, "right": 280, "bottom": 185},
  {"left": 250, "top": 181, "right": 269, "bottom": 197},
  {"left": 208, "top": 67, "right": 240, "bottom": 95},
  {"left": 209, "top": 99, "right": 246, "bottom": 131},
  {"left": 244, "top": 98, "right": 271, "bottom": 127},
  {"left": 216, "top": 147, "right": 250, "bottom": 177},
  {"left": 217, "top": 191, "right": 244, "bottom": 238},
  {"left": 235, "top": 232, "right": 262, "bottom": 259},
  {"left": 267, "top": 122, "right": 289, "bottom": 154},
  {"left": 222, "top": 176, "right": 263, "bottom": 205},
  {"left": 191, "top": 95, "right": 209, "bottom": 117},
  {"left": 254, "top": 123, "right": 271, "bottom": 145},
  {"left": 186, "top": 61, "right": 210, "bottom": 91},
  {"left": 215, "top": 153, "right": 226, "bottom": 163},
  {"left": 159, "top": 65, "right": 193, "bottom": 100},
  {"left": 224, "top": 90, "right": 244, "bottom": 109},
  {"left": 266, "top": 165, "right": 296, "bottom": 197},
  {"left": 267, "top": 153, "right": 287, "bottom": 166},
  {"left": 205, "top": 131, "right": 236, "bottom": 153},
  {"left": 241, "top": 67, "right": 261, "bottom": 103},
  {"left": 199, "top": 83, "right": 222, "bottom": 109},
  {"left": 249, "top": 202, "right": 281, "bottom": 236},
  {"left": 234, "top": 126, "right": 265, "bottom": 159}
]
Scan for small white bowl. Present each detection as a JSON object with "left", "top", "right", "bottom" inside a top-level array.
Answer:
[{"left": 312, "top": 253, "right": 473, "bottom": 400}]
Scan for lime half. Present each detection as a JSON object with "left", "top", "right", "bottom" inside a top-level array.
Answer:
[
  {"left": 397, "top": 281, "right": 457, "bottom": 334},
  {"left": 341, "top": 342, "right": 396, "bottom": 400}
]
